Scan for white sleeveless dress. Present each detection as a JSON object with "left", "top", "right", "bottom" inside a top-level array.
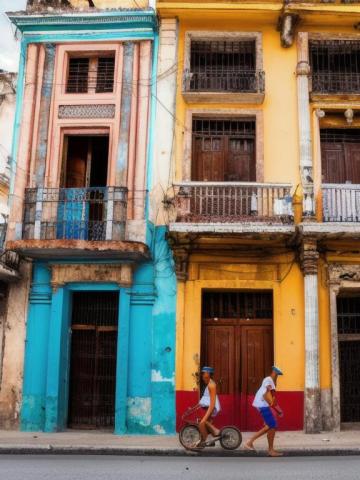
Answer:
[{"left": 199, "top": 385, "right": 221, "bottom": 417}]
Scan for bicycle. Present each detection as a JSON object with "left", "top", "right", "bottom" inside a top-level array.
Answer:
[{"left": 178, "top": 404, "right": 242, "bottom": 451}]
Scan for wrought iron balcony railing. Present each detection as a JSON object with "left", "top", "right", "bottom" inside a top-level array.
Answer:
[
  {"left": 183, "top": 69, "right": 265, "bottom": 93},
  {"left": 23, "top": 187, "right": 127, "bottom": 241},
  {"left": 322, "top": 184, "right": 360, "bottom": 222},
  {"left": 311, "top": 73, "right": 360, "bottom": 95},
  {"left": 174, "top": 182, "right": 293, "bottom": 223}
]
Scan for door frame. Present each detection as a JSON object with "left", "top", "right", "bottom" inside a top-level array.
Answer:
[
  {"left": 328, "top": 264, "right": 360, "bottom": 431},
  {"left": 44, "top": 282, "right": 131, "bottom": 434},
  {"left": 182, "top": 109, "right": 264, "bottom": 183}
]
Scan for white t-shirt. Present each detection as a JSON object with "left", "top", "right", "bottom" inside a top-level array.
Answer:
[{"left": 252, "top": 376, "right": 276, "bottom": 409}]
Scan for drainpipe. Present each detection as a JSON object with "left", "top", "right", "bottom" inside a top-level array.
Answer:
[
  {"left": 301, "top": 238, "right": 322, "bottom": 434},
  {"left": 296, "top": 32, "right": 315, "bottom": 218}
]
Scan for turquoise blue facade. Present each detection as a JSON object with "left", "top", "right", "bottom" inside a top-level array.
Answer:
[{"left": 12, "top": 10, "right": 177, "bottom": 435}]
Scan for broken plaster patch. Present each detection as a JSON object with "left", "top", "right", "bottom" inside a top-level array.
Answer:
[
  {"left": 151, "top": 370, "right": 175, "bottom": 385},
  {"left": 153, "top": 424, "right": 166, "bottom": 434},
  {"left": 127, "top": 397, "right": 151, "bottom": 427}
]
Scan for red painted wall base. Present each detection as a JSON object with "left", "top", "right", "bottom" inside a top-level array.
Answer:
[{"left": 176, "top": 390, "right": 304, "bottom": 432}]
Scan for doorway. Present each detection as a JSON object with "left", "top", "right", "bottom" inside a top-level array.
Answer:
[
  {"left": 68, "top": 291, "right": 119, "bottom": 429},
  {"left": 321, "top": 129, "right": 360, "bottom": 184},
  {"left": 201, "top": 290, "right": 273, "bottom": 431},
  {"left": 57, "top": 135, "right": 109, "bottom": 240},
  {"left": 337, "top": 295, "right": 360, "bottom": 424}
]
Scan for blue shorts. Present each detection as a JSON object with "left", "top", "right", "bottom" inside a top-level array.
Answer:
[{"left": 258, "top": 407, "right": 277, "bottom": 429}]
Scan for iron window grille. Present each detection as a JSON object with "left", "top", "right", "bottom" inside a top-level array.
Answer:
[
  {"left": 192, "top": 118, "right": 256, "bottom": 137},
  {"left": 337, "top": 296, "right": 360, "bottom": 334},
  {"left": 202, "top": 291, "right": 273, "bottom": 320},
  {"left": 66, "top": 55, "right": 115, "bottom": 94},
  {"left": 310, "top": 40, "right": 360, "bottom": 94},
  {"left": 185, "top": 40, "right": 264, "bottom": 93},
  {"left": 320, "top": 128, "right": 360, "bottom": 144}
]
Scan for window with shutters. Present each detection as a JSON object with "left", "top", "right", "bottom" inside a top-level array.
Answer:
[{"left": 66, "top": 53, "right": 115, "bottom": 94}]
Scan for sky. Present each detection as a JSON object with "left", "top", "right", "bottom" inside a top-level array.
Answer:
[{"left": 0, "top": 0, "right": 27, "bottom": 72}]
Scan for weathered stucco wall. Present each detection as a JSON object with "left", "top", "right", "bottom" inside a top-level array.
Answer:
[{"left": 0, "top": 261, "right": 31, "bottom": 429}]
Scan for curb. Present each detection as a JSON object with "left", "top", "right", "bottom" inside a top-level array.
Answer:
[{"left": 0, "top": 446, "right": 360, "bottom": 457}]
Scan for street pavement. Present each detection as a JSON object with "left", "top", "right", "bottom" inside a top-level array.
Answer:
[{"left": 0, "top": 455, "right": 360, "bottom": 480}]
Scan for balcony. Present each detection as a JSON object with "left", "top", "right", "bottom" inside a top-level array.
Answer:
[
  {"left": 7, "top": 186, "right": 149, "bottom": 260},
  {"left": 0, "top": 223, "right": 20, "bottom": 281},
  {"left": 322, "top": 184, "right": 360, "bottom": 222},
  {"left": 182, "top": 69, "right": 265, "bottom": 104},
  {"left": 170, "top": 182, "right": 294, "bottom": 236}
]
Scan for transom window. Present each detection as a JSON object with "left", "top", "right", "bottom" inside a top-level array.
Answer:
[
  {"left": 310, "top": 40, "right": 360, "bottom": 94},
  {"left": 66, "top": 54, "right": 115, "bottom": 94}
]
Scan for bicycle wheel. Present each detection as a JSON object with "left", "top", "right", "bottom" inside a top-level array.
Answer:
[
  {"left": 179, "top": 424, "right": 202, "bottom": 450},
  {"left": 219, "top": 426, "right": 242, "bottom": 450}
]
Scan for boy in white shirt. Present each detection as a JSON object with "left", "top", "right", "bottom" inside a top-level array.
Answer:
[{"left": 245, "top": 366, "right": 284, "bottom": 457}]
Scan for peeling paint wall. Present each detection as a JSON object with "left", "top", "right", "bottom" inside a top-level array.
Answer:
[{"left": 0, "top": 261, "right": 31, "bottom": 429}]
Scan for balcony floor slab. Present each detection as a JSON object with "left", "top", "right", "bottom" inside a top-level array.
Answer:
[
  {"left": 169, "top": 222, "right": 295, "bottom": 237},
  {"left": 299, "top": 222, "right": 360, "bottom": 240},
  {"left": 6, "top": 239, "right": 150, "bottom": 261}
]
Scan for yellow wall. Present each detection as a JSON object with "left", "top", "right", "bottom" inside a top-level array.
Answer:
[
  {"left": 174, "top": 20, "right": 301, "bottom": 189},
  {"left": 176, "top": 254, "right": 306, "bottom": 393},
  {"left": 166, "top": 4, "right": 360, "bottom": 400}
]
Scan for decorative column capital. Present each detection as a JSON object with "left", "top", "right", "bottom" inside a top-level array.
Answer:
[
  {"left": 167, "top": 233, "right": 191, "bottom": 281},
  {"left": 301, "top": 238, "right": 319, "bottom": 276},
  {"left": 296, "top": 60, "right": 311, "bottom": 76}
]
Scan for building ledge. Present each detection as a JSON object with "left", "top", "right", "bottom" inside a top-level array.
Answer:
[
  {"left": 310, "top": 93, "right": 360, "bottom": 103},
  {"left": 182, "top": 91, "right": 265, "bottom": 104},
  {"left": 169, "top": 222, "right": 295, "bottom": 236},
  {"left": 299, "top": 222, "right": 360, "bottom": 239},
  {"left": 6, "top": 239, "right": 150, "bottom": 261}
]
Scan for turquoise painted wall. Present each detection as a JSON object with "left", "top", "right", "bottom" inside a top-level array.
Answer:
[{"left": 20, "top": 226, "right": 176, "bottom": 434}]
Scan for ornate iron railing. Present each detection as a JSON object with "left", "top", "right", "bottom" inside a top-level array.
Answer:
[
  {"left": 23, "top": 187, "right": 128, "bottom": 241},
  {"left": 311, "top": 72, "right": 360, "bottom": 94},
  {"left": 174, "top": 182, "right": 293, "bottom": 223},
  {"left": 183, "top": 69, "right": 265, "bottom": 93},
  {"left": 322, "top": 184, "right": 360, "bottom": 222}
]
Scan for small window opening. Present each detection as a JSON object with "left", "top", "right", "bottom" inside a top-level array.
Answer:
[{"left": 66, "top": 54, "right": 115, "bottom": 94}]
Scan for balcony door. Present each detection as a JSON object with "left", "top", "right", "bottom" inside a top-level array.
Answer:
[
  {"left": 201, "top": 291, "right": 273, "bottom": 431},
  {"left": 58, "top": 135, "right": 109, "bottom": 240},
  {"left": 321, "top": 129, "right": 360, "bottom": 184},
  {"left": 192, "top": 118, "right": 255, "bottom": 182}
]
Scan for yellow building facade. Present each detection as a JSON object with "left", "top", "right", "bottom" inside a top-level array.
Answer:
[{"left": 156, "top": 1, "right": 360, "bottom": 433}]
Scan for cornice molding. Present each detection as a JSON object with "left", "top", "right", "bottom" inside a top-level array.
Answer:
[{"left": 8, "top": 9, "right": 157, "bottom": 33}]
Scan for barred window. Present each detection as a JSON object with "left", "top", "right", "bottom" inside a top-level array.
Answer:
[{"left": 66, "top": 54, "right": 115, "bottom": 94}]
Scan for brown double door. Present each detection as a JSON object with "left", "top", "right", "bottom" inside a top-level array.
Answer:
[
  {"left": 68, "top": 291, "right": 119, "bottom": 429},
  {"left": 201, "top": 291, "right": 273, "bottom": 431},
  {"left": 321, "top": 129, "right": 360, "bottom": 184}
]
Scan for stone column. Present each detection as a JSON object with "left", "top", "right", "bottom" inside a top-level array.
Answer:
[
  {"left": 296, "top": 33, "right": 315, "bottom": 218},
  {"left": 328, "top": 282, "right": 341, "bottom": 431},
  {"left": 301, "top": 238, "right": 321, "bottom": 433}
]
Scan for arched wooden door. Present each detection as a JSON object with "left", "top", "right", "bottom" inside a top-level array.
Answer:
[{"left": 201, "top": 291, "right": 273, "bottom": 431}]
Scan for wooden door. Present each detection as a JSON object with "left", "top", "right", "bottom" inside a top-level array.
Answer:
[
  {"left": 321, "top": 142, "right": 346, "bottom": 184},
  {"left": 201, "top": 321, "right": 273, "bottom": 430},
  {"left": 226, "top": 137, "right": 255, "bottom": 182},
  {"left": 68, "top": 292, "right": 118, "bottom": 429},
  {"left": 192, "top": 136, "right": 225, "bottom": 181},
  {"left": 345, "top": 144, "right": 360, "bottom": 184}
]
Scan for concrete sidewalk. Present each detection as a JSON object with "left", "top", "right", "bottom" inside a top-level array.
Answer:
[{"left": 0, "top": 430, "right": 359, "bottom": 456}]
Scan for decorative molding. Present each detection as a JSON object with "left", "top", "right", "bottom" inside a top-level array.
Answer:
[
  {"left": 50, "top": 263, "right": 132, "bottom": 291},
  {"left": 58, "top": 104, "right": 115, "bottom": 119},
  {"left": 167, "top": 234, "right": 191, "bottom": 281},
  {"left": 300, "top": 238, "right": 319, "bottom": 276},
  {"left": 328, "top": 263, "right": 360, "bottom": 286},
  {"left": 9, "top": 11, "right": 158, "bottom": 30}
]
